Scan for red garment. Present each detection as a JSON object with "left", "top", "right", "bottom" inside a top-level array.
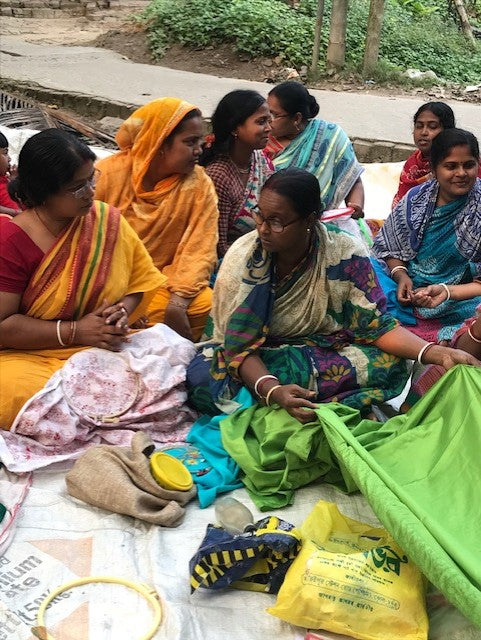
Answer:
[
  {"left": 0, "top": 218, "right": 44, "bottom": 293},
  {"left": 392, "top": 150, "right": 431, "bottom": 209},
  {"left": 0, "top": 175, "right": 20, "bottom": 212},
  {"left": 393, "top": 149, "right": 481, "bottom": 209}
]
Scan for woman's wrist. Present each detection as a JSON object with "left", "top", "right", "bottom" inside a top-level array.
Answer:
[
  {"left": 254, "top": 375, "right": 279, "bottom": 397},
  {"left": 260, "top": 378, "right": 282, "bottom": 397},
  {"left": 265, "top": 384, "right": 283, "bottom": 407},
  {"left": 168, "top": 294, "right": 191, "bottom": 310},
  {"left": 56, "top": 320, "right": 77, "bottom": 347},
  {"left": 390, "top": 265, "right": 409, "bottom": 282},
  {"left": 421, "top": 344, "right": 447, "bottom": 366}
]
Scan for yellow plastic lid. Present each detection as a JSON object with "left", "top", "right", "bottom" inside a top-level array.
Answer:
[{"left": 150, "top": 452, "right": 193, "bottom": 492}]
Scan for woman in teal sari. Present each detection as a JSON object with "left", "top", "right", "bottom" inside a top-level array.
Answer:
[
  {"left": 372, "top": 128, "right": 481, "bottom": 342},
  {"left": 187, "top": 168, "right": 476, "bottom": 423},
  {"left": 266, "top": 82, "right": 364, "bottom": 215}
]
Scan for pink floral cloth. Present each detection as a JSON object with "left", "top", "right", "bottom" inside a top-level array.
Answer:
[{"left": 0, "top": 325, "right": 197, "bottom": 472}]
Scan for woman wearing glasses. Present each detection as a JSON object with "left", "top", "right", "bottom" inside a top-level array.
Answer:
[
  {"left": 200, "top": 90, "right": 273, "bottom": 258},
  {"left": 0, "top": 129, "right": 166, "bottom": 429},
  {"left": 266, "top": 81, "right": 365, "bottom": 221},
  {"left": 188, "top": 168, "right": 477, "bottom": 422}
]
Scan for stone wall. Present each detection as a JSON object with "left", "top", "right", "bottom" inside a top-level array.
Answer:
[
  {"left": 1, "top": 0, "right": 109, "bottom": 18},
  {"left": 1, "top": 83, "right": 415, "bottom": 162}
]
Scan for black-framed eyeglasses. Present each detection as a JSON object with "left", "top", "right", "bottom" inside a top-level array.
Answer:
[{"left": 252, "top": 209, "right": 300, "bottom": 233}]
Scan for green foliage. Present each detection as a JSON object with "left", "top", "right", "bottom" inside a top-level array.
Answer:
[
  {"left": 141, "top": 0, "right": 481, "bottom": 83},
  {"left": 398, "top": 0, "right": 439, "bottom": 18}
]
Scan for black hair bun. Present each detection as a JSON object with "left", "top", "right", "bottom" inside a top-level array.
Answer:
[{"left": 308, "top": 94, "right": 320, "bottom": 119}]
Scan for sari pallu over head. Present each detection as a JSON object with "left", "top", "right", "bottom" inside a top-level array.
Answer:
[
  {"left": 269, "top": 119, "right": 363, "bottom": 210},
  {"left": 20, "top": 200, "right": 166, "bottom": 323},
  {"left": 94, "top": 98, "right": 219, "bottom": 298}
]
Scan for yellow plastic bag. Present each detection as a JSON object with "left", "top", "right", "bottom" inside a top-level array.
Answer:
[{"left": 268, "top": 500, "right": 428, "bottom": 640}]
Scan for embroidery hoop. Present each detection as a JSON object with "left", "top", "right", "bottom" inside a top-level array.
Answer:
[
  {"left": 61, "top": 349, "right": 141, "bottom": 423},
  {"left": 32, "top": 576, "right": 163, "bottom": 640}
]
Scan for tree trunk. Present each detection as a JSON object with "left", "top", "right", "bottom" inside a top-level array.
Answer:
[
  {"left": 310, "top": 0, "right": 325, "bottom": 78},
  {"left": 327, "top": 0, "right": 348, "bottom": 69},
  {"left": 362, "top": 0, "right": 385, "bottom": 75},
  {"left": 452, "top": 0, "right": 476, "bottom": 47}
]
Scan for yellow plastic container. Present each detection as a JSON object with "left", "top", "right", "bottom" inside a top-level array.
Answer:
[{"left": 150, "top": 452, "right": 193, "bottom": 492}]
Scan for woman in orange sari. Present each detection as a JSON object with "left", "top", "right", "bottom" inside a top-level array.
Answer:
[
  {"left": 0, "top": 129, "right": 166, "bottom": 430},
  {"left": 95, "top": 98, "right": 219, "bottom": 341}
]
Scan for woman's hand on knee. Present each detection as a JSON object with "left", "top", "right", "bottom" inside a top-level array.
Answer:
[
  {"left": 164, "top": 304, "right": 193, "bottom": 341},
  {"left": 269, "top": 384, "right": 318, "bottom": 424}
]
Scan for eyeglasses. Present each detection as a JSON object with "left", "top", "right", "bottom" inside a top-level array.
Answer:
[
  {"left": 270, "top": 113, "right": 290, "bottom": 121},
  {"left": 66, "top": 169, "right": 101, "bottom": 199},
  {"left": 252, "top": 209, "right": 300, "bottom": 233}
]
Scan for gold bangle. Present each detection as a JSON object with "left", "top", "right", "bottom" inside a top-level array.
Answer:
[
  {"left": 33, "top": 576, "right": 163, "bottom": 640},
  {"left": 66, "top": 320, "right": 76, "bottom": 345},
  {"left": 265, "top": 384, "right": 283, "bottom": 407},
  {"left": 468, "top": 325, "right": 481, "bottom": 344}
]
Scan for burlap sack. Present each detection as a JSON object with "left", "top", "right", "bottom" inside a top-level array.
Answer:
[{"left": 66, "top": 432, "right": 196, "bottom": 527}]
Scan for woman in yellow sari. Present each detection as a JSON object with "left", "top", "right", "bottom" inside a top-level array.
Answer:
[
  {"left": 0, "top": 129, "right": 165, "bottom": 430},
  {"left": 95, "top": 97, "right": 219, "bottom": 341}
]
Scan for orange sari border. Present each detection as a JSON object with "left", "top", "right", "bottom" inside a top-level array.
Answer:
[{"left": 21, "top": 201, "right": 120, "bottom": 320}]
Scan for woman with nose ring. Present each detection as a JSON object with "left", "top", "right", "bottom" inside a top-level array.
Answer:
[
  {"left": 95, "top": 98, "right": 219, "bottom": 341},
  {"left": 199, "top": 90, "right": 273, "bottom": 258}
]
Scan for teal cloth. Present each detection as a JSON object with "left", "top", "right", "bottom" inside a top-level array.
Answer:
[
  {"left": 186, "top": 387, "right": 255, "bottom": 508},
  {"left": 220, "top": 364, "right": 481, "bottom": 628}
]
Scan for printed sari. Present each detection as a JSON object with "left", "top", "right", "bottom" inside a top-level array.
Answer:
[
  {"left": 391, "top": 150, "right": 431, "bottom": 209},
  {"left": 188, "top": 223, "right": 409, "bottom": 415},
  {"left": 403, "top": 303, "right": 481, "bottom": 408},
  {"left": 265, "top": 119, "right": 372, "bottom": 247},
  {"left": 206, "top": 150, "right": 273, "bottom": 257},
  {"left": 95, "top": 98, "right": 219, "bottom": 339},
  {"left": 0, "top": 201, "right": 166, "bottom": 429},
  {"left": 265, "top": 119, "right": 363, "bottom": 211},
  {"left": 392, "top": 149, "right": 481, "bottom": 209},
  {"left": 373, "top": 178, "right": 481, "bottom": 341}
]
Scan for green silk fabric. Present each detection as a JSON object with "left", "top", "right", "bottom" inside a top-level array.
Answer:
[{"left": 220, "top": 365, "right": 481, "bottom": 627}]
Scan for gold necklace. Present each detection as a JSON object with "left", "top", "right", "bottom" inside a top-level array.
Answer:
[
  {"left": 34, "top": 208, "right": 65, "bottom": 238},
  {"left": 231, "top": 158, "right": 251, "bottom": 174}
]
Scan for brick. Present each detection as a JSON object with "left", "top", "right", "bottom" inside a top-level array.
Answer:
[
  {"left": 0, "top": 6, "right": 13, "bottom": 14},
  {"left": 29, "top": 6, "right": 56, "bottom": 15},
  {"left": 61, "top": 6, "right": 85, "bottom": 14}
]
